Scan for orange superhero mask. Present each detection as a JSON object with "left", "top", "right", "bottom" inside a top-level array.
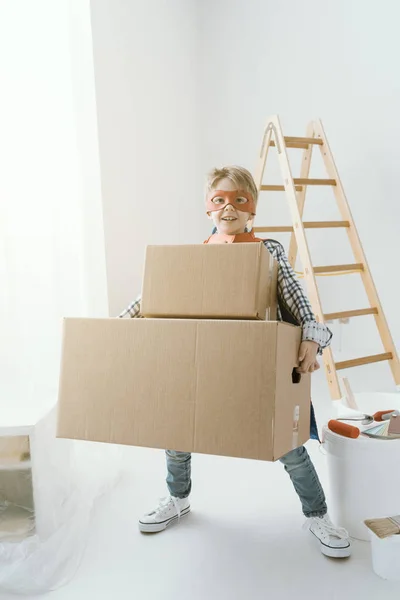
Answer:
[{"left": 206, "top": 189, "right": 256, "bottom": 216}]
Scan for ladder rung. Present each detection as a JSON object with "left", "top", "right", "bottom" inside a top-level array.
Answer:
[
  {"left": 324, "top": 308, "right": 379, "bottom": 321},
  {"left": 261, "top": 185, "right": 304, "bottom": 192},
  {"left": 261, "top": 179, "right": 336, "bottom": 190},
  {"left": 294, "top": 178, "right": 336, "bottom": 186},
  {"left": 254, "top": 221, "right": 349, "bottom": 233},
  {"left": 314, "top": 263, "right": 364, "bottom": 274},
  {"left": 254, "top": 225, "right": 294, "bottom": 233},
  {"left": 270, "top": 136, "right": 324, "bottom": 149},
  {"left": 335, "top": 352, "right": 393, "bottom": 371},
  {"left": 302, "top": 220, "right": 349, "bottom": 229}
]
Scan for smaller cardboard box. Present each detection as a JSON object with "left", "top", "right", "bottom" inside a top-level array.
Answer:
[
  {"left": 57, "top": 318, "right": 311, "bottom": 461},
  {"left": 140, "top": 243, "right": 278, "bottom": 320}
]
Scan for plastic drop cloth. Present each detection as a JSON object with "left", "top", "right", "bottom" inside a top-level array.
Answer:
[{"left": 0, "top": 414, "right": 123, "bottom": 595}]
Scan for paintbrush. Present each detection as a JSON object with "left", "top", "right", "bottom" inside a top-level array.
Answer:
[{"left": 364, "top": 515, "right": 400, "bottom": 539}]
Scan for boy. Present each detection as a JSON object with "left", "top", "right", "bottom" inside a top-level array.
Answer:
[{"left": 119, "top": 166, "right": 351, "bottom": 559}]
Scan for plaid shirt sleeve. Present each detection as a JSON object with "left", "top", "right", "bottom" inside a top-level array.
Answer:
[
  {"left": 118, "top": 294, "right": 143, "bottom": 319},
  {"left": 264, "top": 240, "right": 333, "bottom": 354}
]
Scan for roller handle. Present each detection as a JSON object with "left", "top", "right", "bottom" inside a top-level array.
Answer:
[
  {"left": 328, "top": 419, "right": 360, "bottom": 439},
  {"left": 373, "top": 410, "right": 397, "bottom": 422}
]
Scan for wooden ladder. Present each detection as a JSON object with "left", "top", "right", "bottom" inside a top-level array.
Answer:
[{"left": 253, "top": 115, "right": 400, "bottom": 400}]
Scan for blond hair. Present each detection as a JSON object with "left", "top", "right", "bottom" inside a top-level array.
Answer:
[{"left": 205, "top": 165, "right": 258, "bottom": 205}]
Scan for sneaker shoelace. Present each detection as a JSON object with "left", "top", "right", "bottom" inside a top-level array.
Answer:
[
  {"left": 309, "top": 516, "right": 349, "bottom": 539},
  {"left": 170, "top": 496, "right": 182, "bottom": 519},
  {"left": 156, "top": 496, "right": 182, "bottom": 519}
]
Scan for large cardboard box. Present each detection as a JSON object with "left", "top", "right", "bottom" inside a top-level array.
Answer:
[
  {"left": 140, "top": 243, "right": 278, "bottom": 320},
  {"left": 57, "top": 318, "right": 311, "bottom": 461}
]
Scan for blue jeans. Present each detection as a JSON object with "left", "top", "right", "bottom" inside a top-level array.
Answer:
[{"left": 165, "top": 446, "right": 327, "bottom": 518}]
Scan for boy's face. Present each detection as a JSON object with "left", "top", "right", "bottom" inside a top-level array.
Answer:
[{"left": 207, "top": 178, "right": 252, "bottom": 235}]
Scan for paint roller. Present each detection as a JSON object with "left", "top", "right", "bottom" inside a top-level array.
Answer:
[
  {"left": 374, "top": 410, "right": 399, "bottom": 422},
  {"left": 327, "top": 411, "right": 400, "bottom": 439},
  {"left": 328, "top": 420, "right": 360, "bottom": 439}
]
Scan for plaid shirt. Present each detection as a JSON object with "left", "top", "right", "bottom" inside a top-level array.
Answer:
[{"left": 119, "top": 239, "right": 332, "bottom": 354}]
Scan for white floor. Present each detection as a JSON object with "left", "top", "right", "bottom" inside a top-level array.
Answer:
[{"left": 3, "top": 437, "right": 399, "bottom": 600}]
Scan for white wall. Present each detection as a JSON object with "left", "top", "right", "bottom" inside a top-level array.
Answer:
[
  {"left": 90, "top": 0, "right": 201, "bottom": 316},
  {"left": 0, "top": 0, "right": 107, "bottom": 412},
  {"left": 7, "top": 0, "right": 394, "bottom": 409},
  {"left": 197, "top": 0, "right": 400, "bottom": 393}
]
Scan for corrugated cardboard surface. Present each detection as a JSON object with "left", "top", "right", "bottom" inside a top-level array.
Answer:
[
  {"left": 57, "top": 318, "right": 310, "bottom": 461},
  {"left": 274, "top": 323, "right": 311, "bottom": 458},
  {"left": 141, "top": 244, "right": 278, "bottom": 320}
]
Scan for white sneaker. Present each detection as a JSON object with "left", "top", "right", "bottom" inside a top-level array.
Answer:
[
  {"left": 305, "top": 514, "right": 351, "bottom": 558},
  {"left": 139, "top": 496, "right": 191, "bottom": 533}
]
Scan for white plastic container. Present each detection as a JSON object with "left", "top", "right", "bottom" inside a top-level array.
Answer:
[
  {"left": 369, "top": 530, "right": 400, "bottom": 580},
  {"left": 322, "top": 392, "right": 400, "bottom": 541}
]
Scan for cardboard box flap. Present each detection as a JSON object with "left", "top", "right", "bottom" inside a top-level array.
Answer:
[{"left": 191, "top": 320, "right": 277, "bottom": 459}]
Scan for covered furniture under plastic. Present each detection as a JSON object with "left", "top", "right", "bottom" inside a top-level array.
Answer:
[
  {"left": 0, "top": 404, "right": 71, "bottom": 543},
  {"left": 0, "top": 400, "right": 122, "bottom": 594}
]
